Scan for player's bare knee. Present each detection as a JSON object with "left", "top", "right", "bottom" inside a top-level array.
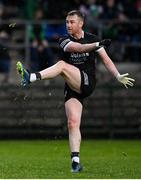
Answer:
[
  {"left": 56, "top": 60, "right": 66, "bottom": 74},
  {"left": 60, "top": 61, "right": 70, "bottom": 74},
  {"left": 57, "top": 60, "right": 66, "bottom": 68},
  {"left": 68, "top": 118, "right": 79, "bottom": 129}
]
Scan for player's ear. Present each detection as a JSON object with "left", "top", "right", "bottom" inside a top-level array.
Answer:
[{"left": 79, "top": 20, "right": 84, "bottom": 28}]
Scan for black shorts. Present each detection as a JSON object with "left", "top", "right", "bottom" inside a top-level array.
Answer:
[{"left": 64, "top": 70, "right": 96, "bottom": 104}]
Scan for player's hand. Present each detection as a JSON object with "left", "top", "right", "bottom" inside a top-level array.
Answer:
[
  {"left": 99, "top": 39, "right": 111, "bottom": 47},
  {"left": 116, "top": 73, "right": 135, "bottom": 88}
]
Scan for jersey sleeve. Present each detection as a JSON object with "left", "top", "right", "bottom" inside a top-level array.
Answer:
[{"left": 59, "top": 36, "right": 73, "bottom": 52}]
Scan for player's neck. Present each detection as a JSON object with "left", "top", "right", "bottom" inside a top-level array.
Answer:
[{"left": 72, "top": 30, "right": 84, "bottom": 40}]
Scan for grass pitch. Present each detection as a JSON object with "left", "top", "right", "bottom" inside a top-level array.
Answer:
[{"left": 0, "top": 140, "right": 141, "bottom": 179}]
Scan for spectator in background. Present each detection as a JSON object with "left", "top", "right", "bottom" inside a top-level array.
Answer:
[
  {"left": 28, "top": 8, "right": 54, "bottom": 71},
  {"left": 0, "top": 0, "right": 24, "bottom": 20},
  {"left": 101, "top": 0, "right": 128, "bottom": 32},
  {"left": 0, "top": 27, "right": 11, "bottom": 83},
  {"left": 133, "top": 0, "right": 141, "bottom": 42},
  {"left": 100, "top": 0, "right": 127, "bottom": 38},
  {"left": 79, "top": 0, "right": 103, "bottom": 33},
  {"left": 121, "top": 0, "right": 137, "bottom": 19},
  {"left": 100, "top": 0, "right": 128, "bottom": 62},
  {"left": 124, "top": 0, "right": 141, "bottom": 62},
  {"left": 24, "top": 0, "right": 37, "bottom": 20},
  {"left": 0, "top": 2, "right": 4, "bottom": 19},
  {"left": 45, "top": 0, "right": 81, "bottom": 20},
  {"left": 101, "top": 0, "right": 119, "bottom": 20},
  {"left": 23, "top": 0, "right": 48, "bottom": 20}
]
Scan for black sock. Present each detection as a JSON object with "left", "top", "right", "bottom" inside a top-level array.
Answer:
[
  {"left": 71, "top": 152, "right": 79, "bottom": 159},
  {"left": 71, "top": 152, "right": 80, "bottom": 169},
  {"left": 35, "top": 72, "right": 41, "bottom": 80}
]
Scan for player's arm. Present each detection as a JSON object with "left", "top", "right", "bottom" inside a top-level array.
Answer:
[
  {"left": 97, "top": 48, "right": 135, "bottom": 88},
  {"left": 59, "top": 37, "right": 111, "bottom": 53},
  {"left": 65, "top": 39, "right": 111, "bottom": 52}
]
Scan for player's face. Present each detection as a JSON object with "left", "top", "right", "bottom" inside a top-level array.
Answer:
[{"left": 66, "top": 15, "right": 83, "bottom": 36}]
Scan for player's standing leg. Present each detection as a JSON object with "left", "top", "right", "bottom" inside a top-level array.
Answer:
[
  {"left": 65, "top": 98, "right": 83, "bottom": 172},
  {"left": 17, "top": 60, "right": 83, "bottom": 172}
]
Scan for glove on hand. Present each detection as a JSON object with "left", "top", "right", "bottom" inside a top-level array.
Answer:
[
  {"left": 116, "top": 73, "right": 135, "bottom": 88},
  {"left": 99, "top": 39, "right": 111, "bottom": 47}
]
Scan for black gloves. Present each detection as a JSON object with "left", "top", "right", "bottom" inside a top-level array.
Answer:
[{"left": 99, "top": 39, "right": 111, "bottom": 47}]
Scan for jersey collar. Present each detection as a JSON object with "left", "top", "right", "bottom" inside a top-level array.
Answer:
[{"left": 70, "top": 30, "right": 84, "bottom": 40}]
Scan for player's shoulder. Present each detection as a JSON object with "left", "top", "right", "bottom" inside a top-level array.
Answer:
[
  {"left": 59, "top": 35, "right": 70, "bottom": 43},
  {"left": 58, "top": 34, "right": 73, "bottom": 50},
  {"left": 84, "top": 32, "right": 100, "bottom": 42}
]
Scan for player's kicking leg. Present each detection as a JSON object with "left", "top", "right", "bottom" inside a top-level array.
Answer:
[
  {"left": 17, "top": 61, "right": 30, "bottom": 86},
  {"left": 16, "top": 60, "right": 81, "bottom": 93}
]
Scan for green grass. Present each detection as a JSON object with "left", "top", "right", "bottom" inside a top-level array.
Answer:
[{"left": 0, "top": 140, "right": 141, "bottom": 178}]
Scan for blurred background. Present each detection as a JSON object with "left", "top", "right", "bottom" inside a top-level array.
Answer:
[{"left": 0, "top": 0, "right": 141, "bottom": 139}]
